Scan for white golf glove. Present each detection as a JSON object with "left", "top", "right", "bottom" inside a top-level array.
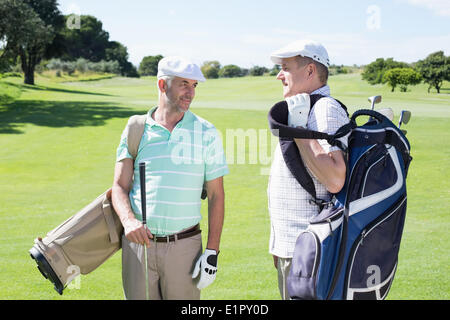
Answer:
[
  {"left": 192, "top": 249, "right": 218, "bottom": 290},
  {"left": 286, "top": 93, "right": 311, "bottom": 128}
]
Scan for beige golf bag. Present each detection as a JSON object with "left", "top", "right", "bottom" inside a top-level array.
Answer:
[{"left": 29, "top": 115, "right": 146, "bottom": 294}]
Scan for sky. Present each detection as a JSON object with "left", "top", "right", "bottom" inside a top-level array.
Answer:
[{"left": 57, "top": 0, "right": 450, "bottom": 68}]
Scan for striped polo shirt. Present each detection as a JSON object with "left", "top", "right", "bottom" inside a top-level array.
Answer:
[{"left": 116, "top": 106, "right": 228, "bottom": 236}]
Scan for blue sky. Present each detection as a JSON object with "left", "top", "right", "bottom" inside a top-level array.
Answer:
[{"left": 58, "top": 0, "right": 450, "bottom": 68}]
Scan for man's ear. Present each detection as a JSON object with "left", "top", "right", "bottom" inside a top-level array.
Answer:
[
  {"left": 307, "top": 63, "right": 315, "bottom": 78},
  {"left": 158, "top": 78, "right": 167, "bottom": 93}
]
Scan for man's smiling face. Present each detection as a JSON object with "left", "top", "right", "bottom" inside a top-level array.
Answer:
[{"left": 165, "top": 76, "right": 198, "bottom": 112}]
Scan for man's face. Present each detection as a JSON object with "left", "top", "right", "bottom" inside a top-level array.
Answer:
[
  {"left": 276, "top": 57, "right": 310, "bottom": 98},
  {"left": 164, "top": 77, "right": 198, "bottom": 112}
]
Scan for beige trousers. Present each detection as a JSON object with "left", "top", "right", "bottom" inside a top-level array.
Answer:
[
  {"left": 121, "top": 232, "right": 202, "bottom": 300},
  {"left": 277, "top": 257, "right": 292, "bottom": 300}
]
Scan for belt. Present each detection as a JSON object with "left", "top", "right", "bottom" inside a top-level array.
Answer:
[{"left": 153, "top": 225, "right": 201, "bottom": 243}]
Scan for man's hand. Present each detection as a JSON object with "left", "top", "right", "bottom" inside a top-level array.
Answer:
[
  {"left": 192, "top": 249, "right": 218, "bottom": 289},
  {"left": 122, "top": 217, "right": 153, "bottom": 248},
  {"left": 286, "top": 93, "right": 310, "bottom": 128}
]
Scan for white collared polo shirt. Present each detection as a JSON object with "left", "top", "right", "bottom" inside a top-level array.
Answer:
[
  {"left": 268, "top": 85, "right": 349, "bottom": 258},
  {"left": 116, "top": 107, "right": 228, "bottom": 236}
]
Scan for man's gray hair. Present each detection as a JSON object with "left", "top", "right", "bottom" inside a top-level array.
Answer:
[{"left": 157, "top": 75, "right": 174, "bottom": 97}]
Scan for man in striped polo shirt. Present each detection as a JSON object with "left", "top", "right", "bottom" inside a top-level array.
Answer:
[{"left": 112, "top": 56, "right": 228, "bottom": 300}]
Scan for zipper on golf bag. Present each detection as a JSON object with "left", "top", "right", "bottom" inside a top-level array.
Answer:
[{"left": 344, "top": 195, "right": 407, "bottom": 300}]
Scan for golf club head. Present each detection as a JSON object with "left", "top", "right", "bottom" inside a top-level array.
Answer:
[
  {"left": 378, "top": 108, "right": 394, "bottom": 122},
  {"left": 402, "top": 110, "right": 411, "bottom": 124},
  {"left": 401, "top": 129, "right": 408, "bottom": 135},
  {"left": 398, "top": 110, "right": 412, "bottom": 128},
  {"left": 368, "top": 95, "right": 382, "bottom": 110}
]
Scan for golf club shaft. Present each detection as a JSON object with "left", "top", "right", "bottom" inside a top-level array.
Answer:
[{"left": 139, "top": 162, "right": 149, "bottom": 300}]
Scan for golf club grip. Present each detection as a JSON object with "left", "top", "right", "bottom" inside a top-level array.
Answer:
[{"left": 139, "top": 162, "right": 146, "bottom": 224}]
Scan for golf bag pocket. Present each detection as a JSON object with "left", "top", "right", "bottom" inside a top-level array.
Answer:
[
  {"left": 288, "top": 205, "right": 344, "bottom": 300},
  {"left": 345, "top": 196, "right": 407, "bottom": 300}
]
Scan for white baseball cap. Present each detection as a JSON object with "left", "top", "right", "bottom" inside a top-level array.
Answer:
[
  {"left": 270, "top": 40, "right": 330, "bottom": 69},
  {"left": 157, "top": 56, "right": 206, "bottom": 82}
]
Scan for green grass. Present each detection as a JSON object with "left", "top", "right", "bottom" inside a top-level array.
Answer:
[{"left": 0, "top": 72, "right": 449, "bottom": 300}]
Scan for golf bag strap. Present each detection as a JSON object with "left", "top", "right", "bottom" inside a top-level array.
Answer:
[
  {"left": 102, "top": 191, "right": 120, "bottom": 244},
  {"left": 126, "top": 114, "right": 147, "bottom": 160},
  {"left": 268, "top": 95, "right": 350, "bottom": 204}
]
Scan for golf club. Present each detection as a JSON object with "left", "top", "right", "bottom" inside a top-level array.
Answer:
[
  {"left": 368, "top": 95, "right": 382, "bottom": 111},
  {"left": 378, "top": 108, "right": 394, "bottom": 122},
  {"left": 398, "top": 110, "right": 411, "bottom": 128},
  {"left": 139, "top": 162, "right": 149, "bottom": 300}
]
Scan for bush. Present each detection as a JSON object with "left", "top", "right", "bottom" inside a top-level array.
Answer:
[
  {"left": 61, "top": 61, "right": 76, "bottom": 75},
  {"left": 75, "top": 58, "right": 89, "bottom": 73},
  {"left": 139, "top": 55, "right": 163, "bottom": 76},
  {"left": 219, "top": 64, "right": 243, "bottom": 78},
  {"left": 47, "top": 58, "right": 63, "bottom": 71},
  {"left": 362, "top": 58, "right": 409, "bottom": 85},
  {"left": 201, "top": 61, "right": 221, "bottom": 79},
  {"left": 46, "top": 58, "right": 120, "bottom": 75},
  {"left": 249, "top": 66, "right": 269, "bottom": 76},
  {"left": 270, "top": 65, "right": 280, "bottom": 76},
  {"left": 382, "top": 68, "right": 422, "bottom": 92}
]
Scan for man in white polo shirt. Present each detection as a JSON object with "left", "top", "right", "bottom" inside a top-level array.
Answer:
[
  {"left": 112, "top": 56, "right": 228, "bottom": 300},
  {"left": 267, "top": 40, "right": 348, "bottom": 299}
]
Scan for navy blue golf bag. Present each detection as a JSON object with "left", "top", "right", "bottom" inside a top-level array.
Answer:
[{"left": 268, "top": 97, "right": 412, "bottom": 300}]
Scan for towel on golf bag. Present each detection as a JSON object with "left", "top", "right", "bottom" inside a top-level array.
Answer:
[{"left": 268, "top": 100, "right": 412, "bottom": 300}]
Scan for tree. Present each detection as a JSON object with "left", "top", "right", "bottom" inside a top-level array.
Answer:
[
  {"left": 0, "top": 0, "right": 63, "bottom": 85},
  {"left": 201, "top": 60, "right": 221, "bottom": 79},
  {"left": 415, "top": 51, "right": 450, "bottom": 93},
  {"left": 382, "top": 68, "right": 422, "bottom": 92},
  {"left": 249, "top": 65, "right": 269, "bottom": 76},
  {"left": 218, "top": 64, "right": 243, "bottom": 78},
  {"left": 362, "top": 58, "right": 409, "bottom": 85},
  {"left": 106, "top": 41, "right": 139, "bottom": 77},
  {"left": 270, "top": 64, "right": 280, "bottom": 76},
  {"left": 59, "top": 15, "right": 110, "bottom": 63},
  {"left": 139, "top": 55, "right": 163, "bottom": 76}
]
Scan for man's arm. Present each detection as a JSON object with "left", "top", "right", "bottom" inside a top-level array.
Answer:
[
  {"left": 294, "top": 139, "right": 346, "bottom": 194},
  {"left": 112, "top": 158, "right": 152, "bottom": 247},
  {"left": 204, "top": 176, "right": 225, "bottom": 252}
]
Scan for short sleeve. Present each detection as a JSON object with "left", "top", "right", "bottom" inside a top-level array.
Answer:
[
  {"left": 116, "top": 125, "right": 133, "bottom": 162},
  {"left": 204, "top": 128, "right": 229, "bottom": 181},
  {"left": 308, "top": 98, "right": 349, "bottom": 153}
]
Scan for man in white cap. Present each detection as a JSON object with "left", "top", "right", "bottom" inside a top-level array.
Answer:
[
  {"left": 112, "top": 56, "right": 228, "bottom": 299},
  {"left": 268, "top": 40, "right": 349, "bottom": 299}
]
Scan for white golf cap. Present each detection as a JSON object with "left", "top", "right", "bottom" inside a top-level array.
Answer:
[
  {"left": 270, "top": 40, "right": 330, "bottom": 68},
  {"left": 157, "top": 56, "right": 206, "bottom": 82}
]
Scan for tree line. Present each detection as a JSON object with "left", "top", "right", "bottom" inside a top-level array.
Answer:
[
  {"left": 1, "top": 1, "right": 448, "bottom": 92},
  {"left": 362, "top": 52, "right": 449, "bottom": 93},
  {"left": 139, "top": 57, "right": 280, "bottom": 78}
]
